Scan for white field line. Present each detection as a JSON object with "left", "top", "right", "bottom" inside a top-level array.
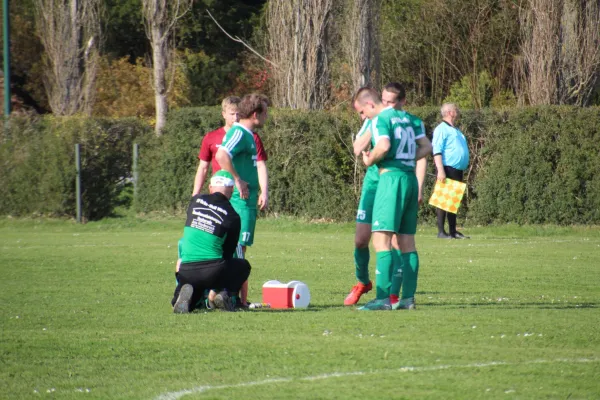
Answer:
[{"left": 154, "top": 357, "right": 599, "bottom": 400}]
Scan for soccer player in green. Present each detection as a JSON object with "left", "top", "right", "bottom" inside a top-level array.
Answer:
[
  {"left": 215, "top": 93, "right": 269, "bottom": 306},
  {"left": 352, "top": 87, "right": 432, "bottom": 310},
  {"left": 345, "top": 83, "right": 429, "bottom": 307}
]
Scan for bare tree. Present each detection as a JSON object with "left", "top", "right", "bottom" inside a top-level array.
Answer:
[
  {"left": 142, "top": 0, "right": 191, "bottom": 135},
  {"left": 34, "top": 0, "right": 102, "bottom": 116},
  {"left": 515, "top": 0, "right": 563, "bottom": 105},
  {"left": 515, "top": 0, "right": 600, "bottom": 106},
  {"left": 341, "top": 0, "right": 381, "bottom": 92},
  {"left": 558, "top": 0, "right": 600, "bottom": 106},
  {"left": 266, "top": 0, "right": 333, "bottom": 109}
]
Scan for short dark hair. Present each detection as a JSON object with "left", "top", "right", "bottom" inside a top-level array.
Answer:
[
  {"left": 353, "top": 87, "right": 381, "bottom": 106},
  {"left": 383, "top": 82, "right": 406, "bottom": 102},
  {"left": 238, "top": 94, "right": 269, "bottom": 119}
]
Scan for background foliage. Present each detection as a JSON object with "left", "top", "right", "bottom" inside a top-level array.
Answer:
[
  {"left": 6, "top": 0, "right": 599, "bottom": 116},
  {"left": 1, "top": 106, "right": 599, "bottom": 224},
  {"left": 0, "top": 116, "right": 150, "bottom": 220}
]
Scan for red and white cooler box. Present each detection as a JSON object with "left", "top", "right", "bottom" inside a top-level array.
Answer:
[{"left": 262, "top": 280, "right": 311, "bottom": 309}]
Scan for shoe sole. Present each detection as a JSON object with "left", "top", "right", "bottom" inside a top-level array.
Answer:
[
  {"left": 214, "top": 293, "right": 235, "bottom": 312},
  {"left": 173, "top": 284, "right": 193, "bottom": 314}
]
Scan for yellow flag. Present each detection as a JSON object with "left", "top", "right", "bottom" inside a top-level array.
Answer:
[{"left": 429, "top": 178, "right": 467, "bottom": 214}]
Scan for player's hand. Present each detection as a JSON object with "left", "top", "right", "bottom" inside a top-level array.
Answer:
[
  {"left": 437, "top": 170, "right": 446, "bottom": 182},
  {"left": 418, "top": 190, "right": 424, "bottom": 205},
  {"left": 258, "top": 192, "right": 269, "bottom": 210},
  {"left": 362, "top": 150, "right": 371, "bottom": 166},
  {"left": 235, "top": 178, "right": 249, "bottom": 199}
]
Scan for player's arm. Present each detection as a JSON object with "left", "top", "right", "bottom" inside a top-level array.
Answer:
[
  {"left": 222, "top": 217, "right": 241, "bottom": 260},
  {"left": 415, "top": 136, "right": 432, "bottom": 161},
  {"left": 257, "top": 160, "right": 269, "bottom": 210},
  {"left": 193, "top": 136, "right": 213, "bottom": 195},
  {"left": 362, "top": 137, "right": 390, "bottom": 167},
  {"left": 192, "top": 160, "right": 210, "bottom": 196},
  {"left": 415, "top": 157, "right": 427, "bottom": 205},
  {"left": 215, "top": 147, "right": 249, "bottom": 199},
  {"left": 353, "top": 130, "right": 371, "bottom": 156},
  {"left": 254, "top": 134, "right": 269, "bottom": 210}
]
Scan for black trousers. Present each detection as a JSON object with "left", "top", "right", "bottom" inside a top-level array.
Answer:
[
  {"left": 436, "top": 166, "right": 464, "bottom": 235},
  {"left": 171, "top": 258, "right": 251, "bottom": 310}
]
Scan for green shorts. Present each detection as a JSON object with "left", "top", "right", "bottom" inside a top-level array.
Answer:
[
  {"left": 356, "top": 166, "right": 379, "bottom": 224},
  {"left": 230, "top": 195, "right": 257, "bottom": 247},
  {"left": 371, "top": 170, "right": 418, "bottom": 234}
]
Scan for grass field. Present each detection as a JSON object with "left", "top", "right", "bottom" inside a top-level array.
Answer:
[{"left": 1, "top": 217, "right": 599, "bottom": 399}]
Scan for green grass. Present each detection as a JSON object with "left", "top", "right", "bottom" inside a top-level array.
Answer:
[{"left": 1, "top": 217, "right": 599, "bottom": 399}]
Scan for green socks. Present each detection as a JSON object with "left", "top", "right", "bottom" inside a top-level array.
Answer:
[
  {"left": 401, "top": 252, "right": 419, "bottom": 299},
  {"left": 354, "top": 247, "right": 370, "bottom": 285},
  {"left": 375, "top": 251, "right": 393, "bottom": 299},
  {"left": 390, "top": 249, "right": 403, "bottom": 297}
]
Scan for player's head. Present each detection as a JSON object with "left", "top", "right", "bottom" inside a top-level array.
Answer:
[
  {"left": 221, "top": 96, "right": 241, "bottom": 128},
  {"left": 382, "top": 82, "right": 406, "bottom": 110},
  {"left": 238, "top": 94, "right": 270, "bottom": 128},
  {"left": 209, "top": 170, "right": 235, "bottom": 199},
  {"left": 353, "top": 87, "right": 382, "bottom": 120},
  {"left": 441, "top": 103, "right": 459, "bottom": 121}
]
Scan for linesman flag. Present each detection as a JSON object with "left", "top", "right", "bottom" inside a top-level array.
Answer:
[{"left": 429, "top": 178, "right": 467, "bottom": 214}]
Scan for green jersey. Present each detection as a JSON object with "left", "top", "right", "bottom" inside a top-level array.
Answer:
[
  {"left": 221, "top": 122, "right": 259, "bottom": 200},
  {"left": 180, "top": 193, "right": 241, "bottom": 263},
  {"left": 355, "top": 118, "right": 379, "bottom": 182},
  {"left": 371, "top": 107, "right": 426, "bottom": 172}
]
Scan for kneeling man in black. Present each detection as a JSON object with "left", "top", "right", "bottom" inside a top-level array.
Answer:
[{"left": 172, "top": 170, "right": 251, "bottom": 313}]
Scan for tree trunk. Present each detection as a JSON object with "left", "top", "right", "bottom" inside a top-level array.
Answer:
[{"left": 152, "top": 25, "right": 168, "bottom": 135}]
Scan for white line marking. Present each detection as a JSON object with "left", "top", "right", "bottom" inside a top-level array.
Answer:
[{"left": 153, "top": 357, "right": 599, "bottom": 400}]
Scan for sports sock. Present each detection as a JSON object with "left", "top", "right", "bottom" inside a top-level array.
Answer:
[
  {"left": 375, "top": 251, "right": 392, "bottom": 299},
  {"left": 354, "top": 247, "right": 370, "bottom": 285},
  {"left": 401, "top": 252, "right": 420, "bottom": 299},
  {"left": 390, "top": 249, "right": 403, "bottom": 297},
  {"left": 436, "top": 208, "right": 446, "bottom": 234}
]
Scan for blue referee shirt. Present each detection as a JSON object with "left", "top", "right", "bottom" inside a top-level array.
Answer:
[{"left": 432, "top": 121, "right": 469, "bottom": 171}]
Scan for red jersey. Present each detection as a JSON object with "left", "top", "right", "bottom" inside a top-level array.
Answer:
[{"left": 198, "top": 126, "right": 267, "bottom": 173}]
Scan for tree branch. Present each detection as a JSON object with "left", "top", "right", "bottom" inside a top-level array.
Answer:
[{"left": 205, "top": 9, "right": 279, "bottom": 69}]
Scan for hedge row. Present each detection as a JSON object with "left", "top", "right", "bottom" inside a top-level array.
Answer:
[
  {"left": 1, "top": 106, "right": 599, "bottom": 224},
  {"left": 0, "top": 116, "right": 149, "bottom": 220}
]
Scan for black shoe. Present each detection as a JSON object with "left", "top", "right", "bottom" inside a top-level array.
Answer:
[
  {"left": 234, "top": 297, "right": 250, "bottom": 310},
  {"left": 173, "top": 284, "right": 193, "bottom": 314},
  {"left": 451, "top": 231, "right": 470, "bottom": 239},
  {"left": 437, "top": 232, "right": 452, "bottom": 239},
  {"left": 213, "top": 291, "right": 235, "bottom": 312}
]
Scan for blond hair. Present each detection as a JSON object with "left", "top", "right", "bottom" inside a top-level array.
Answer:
[{"left": 221, "top": 96, "right": 241, "bottom": 113}]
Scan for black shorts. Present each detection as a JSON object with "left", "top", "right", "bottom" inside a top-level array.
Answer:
[
  {"left": 171, "top": 258, "right": 251, "bottom": 310},
  {"left": 444, "top": 165, "right": 464, "bottom": 182}
]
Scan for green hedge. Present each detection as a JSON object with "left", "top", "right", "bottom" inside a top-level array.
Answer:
[
  {"left": 2, "top": 106, "right": 599, "bottom": 224},
  {"left": 0, "top": 116, "right": 150, "bottom": 220},
  {"left": 136, "top": 105, "right": 600, "bottom": 225},
  {"left": 135, "top": 108, "right": 362, "bottom": 220},
  {"left": 470, "top": 107, "right": 600, "bottom": 224}
]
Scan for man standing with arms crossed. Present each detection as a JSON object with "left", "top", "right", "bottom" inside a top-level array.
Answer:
[
  {"left": 215, "top": 94, "right": 269, "bottom": 306},
  {"left": 432, "top": 103, "right": 470, "bottom": 239},
  {"left": 352, "top": 87, "right": 432, "bottom": 310},
  {"left": 345, "top": 83, "right": 428, "bottom": 307}
]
